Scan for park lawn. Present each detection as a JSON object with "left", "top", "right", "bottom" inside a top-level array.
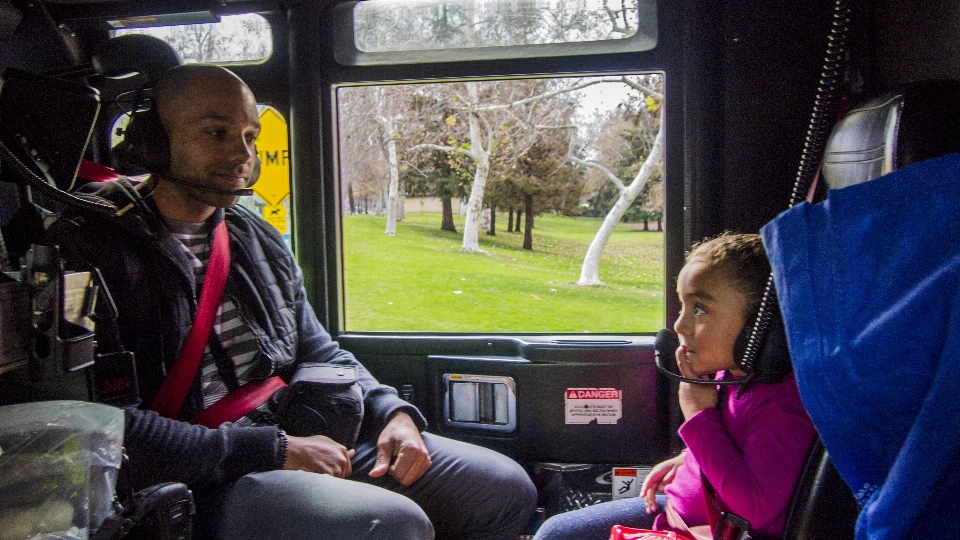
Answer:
[{"left": 342, "top": 212, "right": 665, "bottom": 333}]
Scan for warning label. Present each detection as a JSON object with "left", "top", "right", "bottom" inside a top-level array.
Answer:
[
  {"left": 612, "top": 468, "right": 640, "bottom": 499},
  {"left": 564, "top": 387, "right": 623, "bottom": 425}
]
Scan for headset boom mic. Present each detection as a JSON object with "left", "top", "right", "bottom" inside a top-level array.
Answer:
[
  {"left": 653, "top": 328, "right": 743, "bottom": 386},
  {"left": 162, "top": 174, "right": 254, "bottom": 196}
]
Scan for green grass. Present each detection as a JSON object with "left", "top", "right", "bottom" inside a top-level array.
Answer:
[{"left": 343, "top": 212, "right": 665, "bottom": 333}]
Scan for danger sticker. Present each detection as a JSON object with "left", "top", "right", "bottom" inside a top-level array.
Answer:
[
  {"left": 612, "top": 468, "right": 640, "bottom": 499},
  {"left": 564, "top": 387, "right": 623, "bottom": 425}
]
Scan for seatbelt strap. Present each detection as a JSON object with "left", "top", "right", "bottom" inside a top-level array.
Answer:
[
  {"left": 190, "top": 375, "right": 287, "bottom": 428},
  {"left": 151, "top": 220, "right": 231, "bottom": 419}
]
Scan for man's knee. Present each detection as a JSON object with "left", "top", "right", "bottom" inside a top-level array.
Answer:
[
  {"left": 216, "top": 470, "right": 434, "bottom": 540},
  {"left": 418, "top": 434, "right": 537, "bottom": 539}
]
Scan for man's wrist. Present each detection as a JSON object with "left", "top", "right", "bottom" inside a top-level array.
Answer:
[{"left": 275, "top": 429, "right": 288, "bottom": 469}]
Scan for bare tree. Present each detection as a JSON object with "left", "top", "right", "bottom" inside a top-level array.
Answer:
[
  {"left": 567, "top": 75, "right": 664, "bottom": 286},
  {"left": 413, "top": 77, "right": 617, "bottom": 253},
  {"left": 337, "top": 86, "right": 411, "bottom": 232}
]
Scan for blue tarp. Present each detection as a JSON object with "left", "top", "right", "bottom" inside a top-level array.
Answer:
[{"left": 761, "top": 153, "right": 960, "bottom": 539}]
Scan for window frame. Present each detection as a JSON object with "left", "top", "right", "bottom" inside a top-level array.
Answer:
[{"left": 288, "top": 0, "right": 689, "bottom": 337}]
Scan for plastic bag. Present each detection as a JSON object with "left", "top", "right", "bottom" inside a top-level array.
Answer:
[
  {"left": 609, "top": 525, "right": 694, "bottom": 540},
  {"left": 0, "top": 401, "right": 124, "bottom": 540}
]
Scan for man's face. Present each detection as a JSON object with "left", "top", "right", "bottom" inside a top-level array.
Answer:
[{"left": 163, "top": 78, "right": 260, "bottom": 209}]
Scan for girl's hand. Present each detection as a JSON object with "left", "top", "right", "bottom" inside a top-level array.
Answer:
[
  {"left": 640, "top": 453, "right": 686, "bottom": 514},
  {"left": 676, "top": 347, "right": 719, "bottom": 420}
]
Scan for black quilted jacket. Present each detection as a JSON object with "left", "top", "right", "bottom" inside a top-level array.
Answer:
[{"left": 48, "top": 177, "right": 425, "bottom": 491}]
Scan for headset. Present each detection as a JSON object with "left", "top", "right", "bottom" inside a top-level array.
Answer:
[
  {"left": 113, "top": 79, "right": 259, "bottom": 197},
  {"left": 654, "top": 293, "right": 792, "bottom": 389}
]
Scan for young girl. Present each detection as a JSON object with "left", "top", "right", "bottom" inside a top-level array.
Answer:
[{"left": 533, "top": 233, "right": 816, "bottom": 540}]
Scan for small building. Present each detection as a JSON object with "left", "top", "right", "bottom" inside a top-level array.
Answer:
[{"left": 404, "top": 196, "right": 444, "bottom": 213}]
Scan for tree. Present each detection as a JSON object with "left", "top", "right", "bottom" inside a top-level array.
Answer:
[
  {"left": 568, "top": 75, "right": 664, "bottom": 286},
  {"left": 337, "top": 85, "right": 414, "bottom": 232},
  {"left": 402, "top": 148, "right": 472, "bottom": 233},
  {"left": 413, "top": 77, "right": 614, "bottom": 253},
  {"left": 501, "top": 137, "right": 583, "bottom": 249},
  {"left": 403, "top": 88, "right": 474, "bottom": 232}
]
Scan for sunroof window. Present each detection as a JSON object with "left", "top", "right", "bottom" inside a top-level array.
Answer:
[
  {"left": 354, "top": 0, "right": 643, "bottom": 53},
  {"left": 335, "top": 74, "right": 665, "bottom": 332},
  {"left": 113, "top": 14, "right": 272, "bottom": 64}
]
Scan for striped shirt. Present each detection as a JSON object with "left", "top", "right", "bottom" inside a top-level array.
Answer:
[{"left": 166, "top": 218, "right": 270, "bottom": 427}]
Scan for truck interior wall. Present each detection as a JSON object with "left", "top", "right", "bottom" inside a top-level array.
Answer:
[
  {"left": 718, "top": 0, "right": 835, "bottom": 235},
  {"left": 877, "top": 0, "right": 960, "bottom": 86}
]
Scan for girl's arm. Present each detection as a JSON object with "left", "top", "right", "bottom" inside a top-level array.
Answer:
[
  {"left": 640, "top": 451, "right": 686, "bottom": 513},
  {"left": 680, "top": 381, "right": 816, "bottom": 536}
]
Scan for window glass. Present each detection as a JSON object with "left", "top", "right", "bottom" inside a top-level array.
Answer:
[
  {"left": 113, "top": 13, "right": 272, "bottom": 64},
  {"left": 336, "top": 74, "right": 665, "bottom": 332},
  {"left": 354, "top": 0, "right": 643, "bottom": 52}
]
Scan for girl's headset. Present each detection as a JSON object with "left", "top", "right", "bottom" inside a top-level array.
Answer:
[{"left": 654, "top": 293, "right": 792, "bottom": 389}]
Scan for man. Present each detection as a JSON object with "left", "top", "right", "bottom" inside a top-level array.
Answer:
[{"left": 49, "top": 64, "right": 536, "bottom": 539}]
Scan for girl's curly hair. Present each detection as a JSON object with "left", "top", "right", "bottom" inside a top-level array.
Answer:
[{"left": 686, "top": 232, "right": 771, "bottom": 316}]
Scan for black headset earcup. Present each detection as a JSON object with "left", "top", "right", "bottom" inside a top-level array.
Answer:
[
  {"left": 114, "top": 106, "right": 169, "bottom": 175},
  {"left": 733, "top": 318, "right": 753, "bottom": 365},
  {"left": 733, "top": 308, "right": 792, "bottom": 383},
  {"left": 754, "top": 309, "right": 792, "bottom": 382}
]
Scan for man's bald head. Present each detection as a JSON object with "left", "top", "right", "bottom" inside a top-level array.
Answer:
[
  {"left": 153, "top": 64, "right": 254, "bottom": 130},
  {"left": 145, "top": 63, "right": 261, "bottom": 222}
]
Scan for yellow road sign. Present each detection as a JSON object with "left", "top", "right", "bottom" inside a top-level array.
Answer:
[
  {"left": 254, "top": 106, "right": 290, "bottom": 206},
  {"left": 263, "top": 204, "right": 288, "bottom": 234}
]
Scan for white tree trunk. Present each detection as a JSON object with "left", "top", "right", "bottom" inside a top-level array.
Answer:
[
  {"left": 461, "top": 150, "right": 490, "bottom": 252},
  {"left": 578, "top": 126, "right": 664, "bottom": 286},
  {"left": 460, "top": 84, "right": 491, "bottom": 253},
  {"left": 385, "top": 117, "right": 400, "bottom": 236}
]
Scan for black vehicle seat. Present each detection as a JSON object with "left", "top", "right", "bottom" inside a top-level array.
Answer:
[
  {"left": 821, "top": 80, "right": 960, "bottom": 190},
  {"left": 775, "top": 79, "right": 960, "bottom": 540},
  {"left": 779, "top": 438, "right": 858, "bottom": 540}
]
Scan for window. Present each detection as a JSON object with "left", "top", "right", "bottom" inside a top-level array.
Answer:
[
  {"left": 335, "top": 74, "right": 665, "bottom": 332},
  {"left": 354, "top": 0, "right": 642, "bottom": 52},
  {"left": 113, "top": 13, "right": 273, "bottom": 64},
  {"left": 335, "top": 0, "right": 656, "bottom": 65}
]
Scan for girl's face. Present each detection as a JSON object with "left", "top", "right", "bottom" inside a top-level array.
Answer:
[{"left": 673, "top": 260, "right": 750, "bottom": 377}]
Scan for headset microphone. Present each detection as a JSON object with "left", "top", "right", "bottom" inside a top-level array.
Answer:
[
  {"left": 654, "top": 329, "right": 745, "bottom": 386},
  {"left": 160, "top": 174, "right": 254, "bottom": 197}
]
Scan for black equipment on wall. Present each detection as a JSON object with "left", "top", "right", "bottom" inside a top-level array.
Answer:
[{"left": 0, "top": 67, "right": 100, "bottom": 192}]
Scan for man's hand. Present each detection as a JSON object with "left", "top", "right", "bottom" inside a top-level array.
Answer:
[
  {"left": 676, "top": 347, "right": 719, "bottom": 420},
  {"left": 368, "top": 411, "right": 431, "bottom": 486},
  {"left": 284, "top": 434, "right": 355, "bottom": 478},
  {"left": 640, "top": 453, "right": 686, "bottom": 514}
]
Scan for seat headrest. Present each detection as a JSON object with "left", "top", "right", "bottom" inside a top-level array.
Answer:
[
  {"left": 91, "top": 34, "right": 182, "bottom": 84},
  {"left": 822, "top": 80, "right": 960, "bottom": 190}
]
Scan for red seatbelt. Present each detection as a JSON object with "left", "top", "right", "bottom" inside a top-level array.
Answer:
[
  {"left": 151, "top": 220, "right": 233, "bottom": 419},
  {"left": 151, "top": 220, "right": 286, "bottom": 426},
  {"left": 190, "top": 376, "right": 287, "bottom": 428},
  {"left": 77, "top": 159, "right": 122, "bottom": 182}
]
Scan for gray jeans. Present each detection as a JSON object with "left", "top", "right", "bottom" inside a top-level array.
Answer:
[{"left": 201, "top": 433, "right": 537, "bottom": 540}]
